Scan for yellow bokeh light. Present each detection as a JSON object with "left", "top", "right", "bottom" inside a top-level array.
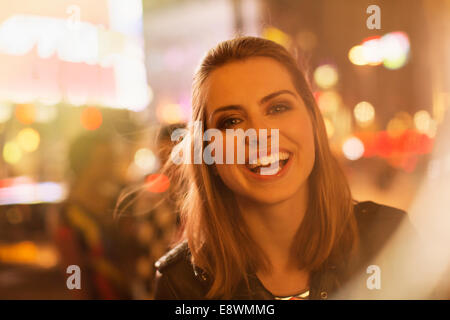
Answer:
[
  {"left": 3, "top": 141, "right": 22, "bottom": 164},
  {"left": 413, "top": 110, "right": 431, "bottom": 133},
  {"left": 263, "top": 27, "right": 291, "bottom": 48},
  {"left": 314, "top": 64, "right": 338, "bottom": 89},
  {"left": 348, "top": 45, "right": 367, "bottom": 66},
  {"left": 317, "top": 91, "right": 341, "bottom": 113},
  {"left": 17, "top": 128, "right": 40, "bottom": 152},
  {"left": 354, "top": 101, "right": 375, "bottom": 126}
]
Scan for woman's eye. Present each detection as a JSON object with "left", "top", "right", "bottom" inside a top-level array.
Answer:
[
  {"left": 268, "top": 104, "right": 290, "bottom": 115},
  {"left": 219, "top": 117, "right": 242, "bottom": 129}
]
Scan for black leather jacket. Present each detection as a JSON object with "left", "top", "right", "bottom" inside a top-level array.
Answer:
[{"left": 153, "top": 201, "right": 418, "bottom": 299}]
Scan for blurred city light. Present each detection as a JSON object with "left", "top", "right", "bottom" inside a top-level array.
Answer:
[
  {"left": 0, "top": 0, "right": 150, "bottom": 111},
  {"left": 354, "top": 101, "right": 375, "bottom": 126},
  {"left": 0, "top": 179, "right": 66, "bottom": 205},
  {"left": 348, "top": 31, "right": 410, "bottom": 70},
  {"left": 342, "top": 136, "right": 365, "bottom": 161},
  {"left": 361, "top": 36, "right": 383, "bottom": 66},
  {"left": 0, "top": 241, "right": 58, "bottom": 268},
  {"left": 3, "top": 141, "right": 22, "bottom": 164},
  {"left": 15, "top": 104, "right": 36, "bottom": 124},
  {"left": 134, "top": 148, "right": 157, "bottom": 173},
  {"left": 262, "top": 26, "right": 291, "bottom": 48},
  {"left": 381, "top": 32, "right": 410, "bottom": 70},
  {"left": 145, "top": 173, "right": 170, "bottom": 193},
  {"left": 317, "top": 90, "right": 341, "bottom": 114},
  {"left": 313, "top": 64, "right": 338, "bottom": 89},
  {"left": 80, "top": 106, "right": 103, "bottom": 130},
  {"left": 16, "top": 127, "right": 40, "bottom": 152},
  {"left": 414, "top": 110, "right": 437, "bottom": 138},
  {"left": 348, "top": 45, "right": 367, "bottom": 66}
]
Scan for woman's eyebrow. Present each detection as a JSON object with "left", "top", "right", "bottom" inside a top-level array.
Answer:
[{"left": 259, "top": 89, "right": 297, "bottom": 104}]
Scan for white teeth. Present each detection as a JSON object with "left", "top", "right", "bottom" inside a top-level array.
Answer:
[
  {"left": 248, "top": 151, "right": 290, "bottom": 168},
  {"left": 260, "top": 164, "right": 281, "bottom": 175}
]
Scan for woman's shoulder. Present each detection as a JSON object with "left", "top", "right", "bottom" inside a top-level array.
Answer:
[
  {"left": 352, "top": 200, "right": 416, "bottom": 260},
  {"left": 153, "top": 241, "right": 209, "bottom": 299},
  {"left": 353, "top": 200, "right": 410, "bottom": 233}
]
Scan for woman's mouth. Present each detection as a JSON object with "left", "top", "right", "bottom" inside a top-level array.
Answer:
[{"left": 244, "top": 151, "right": 292, "bottom": 177}]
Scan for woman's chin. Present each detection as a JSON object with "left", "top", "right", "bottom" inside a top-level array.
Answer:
[{"left": 241, "top": 187, "right": 300, "bottom": 205}]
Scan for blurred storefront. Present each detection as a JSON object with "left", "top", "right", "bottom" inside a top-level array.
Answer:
[{"left": 0, "top": 0, "right": 449, "bottom": 299}]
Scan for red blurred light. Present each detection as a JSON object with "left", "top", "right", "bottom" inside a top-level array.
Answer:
[
  {"left": 360, "top": 35, "right": 381, "bottom": 45},
  {"left": 145, "top": 174, "right": 170, "bottom": 193}
]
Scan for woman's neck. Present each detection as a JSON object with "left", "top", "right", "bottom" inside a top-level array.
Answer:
[{"left": 236, "top": 184, "right": 309, "bottom": 272}]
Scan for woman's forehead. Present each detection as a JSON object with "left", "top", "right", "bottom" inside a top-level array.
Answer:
[{"left": 204, "top": 57, "right": 297, "bottom": 110}]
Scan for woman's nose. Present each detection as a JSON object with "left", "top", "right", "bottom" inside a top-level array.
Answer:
[
  {"left": 246, "top": 113, "right": 271, "bottom": 133},
  {"left": 245, "top": 114, "right": 278, "bottom": 149}
]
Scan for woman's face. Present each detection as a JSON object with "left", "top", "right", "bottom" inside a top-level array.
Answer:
[{"left": 204, "top": 57, "right": 315, "bottom": 204}]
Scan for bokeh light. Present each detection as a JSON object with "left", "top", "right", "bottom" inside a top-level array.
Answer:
[
  {"left": 17, "top": 127, "right": 40, "bottom": 152},
  {"left": 80, "top": 106, "right": 103, "bottom": 130},
  {"left": 15, "top": 104, "right": 36, "bottom": 124},
  {"left": 262, "top": 26, "right": 291, "bottom": 48},
  {"left": 354, "top": 101, "right": 375, "bottom": 126},
  {"left": 134, "top": 148, "right": 156, "bottom": 172},
  {"left": 381, "top": 31, "right": 410, "bottom": 70},
  {"left": 317, "top": 90, "right": 341, "bottom": 113},
  {"left": 361, "top": 36, "right": 383, "bottom": 66},
  {"left": 313, "top": 64, "right": 338, "bottom": 89},
  {"left": 0, "top": 102, "right": 13, "bottom": 122},
  {"left": 414, "top": 110, "right": 432, "bottom": 133},
  {"left": 3, "top": 141, "right": 22, "bottom": 164},
  {"left": 342, "top": 136, "right": 365, "bottom": 160},
  {"left": 348, "top": 45, "right": 367, "bottom": 66},
  {"left": 145, "top": 173, "right": 170, "bottom": 193},
  {"left": 348, "top": 31, "right": 410, "bottom": 70}
]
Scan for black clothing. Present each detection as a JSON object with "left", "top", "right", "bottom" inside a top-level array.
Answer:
[{"left": 153, "top": 201, "right": 418, "bottom": 299}]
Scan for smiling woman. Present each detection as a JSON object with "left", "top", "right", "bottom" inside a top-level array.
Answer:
[{"left": 152, "top": 36, "right": 417, "bottom": 300}]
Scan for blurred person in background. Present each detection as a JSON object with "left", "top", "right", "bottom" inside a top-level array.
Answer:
[
  {"left": 115, "top": 123, "right": 184, "bottom": 299},
  {"left": 54, "top": 131, "right": 132, "bottom": 299},
  {"left": 151, "top": 37, "right": 427, "bottom": 300}
]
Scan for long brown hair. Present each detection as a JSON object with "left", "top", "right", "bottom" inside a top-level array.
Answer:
[{"left": 158, "top": 36, "right": 358, "bottom": 298}]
